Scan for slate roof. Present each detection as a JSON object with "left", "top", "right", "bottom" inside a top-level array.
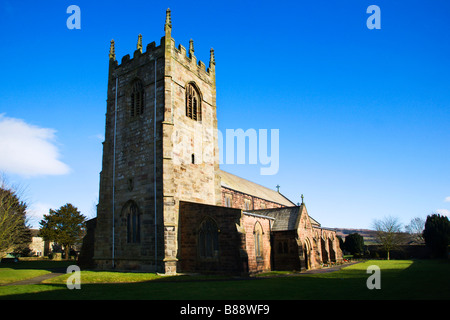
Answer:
[
  {"left": 219, "top": 170, "right": 295, "bottom": 207},
  {"left": 245, "top": 205, "right": 321, "bottom": 231}
]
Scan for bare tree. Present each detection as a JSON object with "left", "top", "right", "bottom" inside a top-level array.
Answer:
[
  {"left": 405, "top": 217, "right": 425, "bottom": 244},
  {"left": 372, "top": 216, "right": 406, "bottom": 260}
]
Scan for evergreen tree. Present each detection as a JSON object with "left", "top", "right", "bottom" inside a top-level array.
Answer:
[
  {"left": 39, "top": 203, "right": 86, "bottom": 260},
  {"left": 423, "top": 214, "right": 450, "bottom": 258},
  {"left": 0, "top": 185, "right": 31, "bottom": 258},
  {"left": 344, "top": 233, "right": 364, "bottom": 256}
]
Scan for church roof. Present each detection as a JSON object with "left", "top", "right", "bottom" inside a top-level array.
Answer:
[
  {"left": 246, "top": 205, "right": 321, "bottom": 231},
  {"left": 219, "top": 170, "right": 295, "bottom": 207}
]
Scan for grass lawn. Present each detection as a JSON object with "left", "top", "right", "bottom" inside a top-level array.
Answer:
[
  {"left": 0, "top": 259, "right": 449, "bottom": 300},
  {"left": 0, "top": 260, "right": 73, "bottom": 285},
  {"left": 0, "top": 268, "right": 49, "bottom": 285}
]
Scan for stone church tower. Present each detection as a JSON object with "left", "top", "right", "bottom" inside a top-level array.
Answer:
[{"left": 93, "top": 9, "right": 222, "bottom": 273}]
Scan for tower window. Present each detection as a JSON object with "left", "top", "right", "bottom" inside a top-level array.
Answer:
[
  {"left": 186, "top": 83, "right": 201, "bottom": 121},
  {"left": 130, "top": 80, "right": 144, "bottom": 117},
  {"left": 123, "top": 201, "right": 141, "bottom": 243},
  {"left": 191, "top": 153, "right": 195, "bottom": 164}
]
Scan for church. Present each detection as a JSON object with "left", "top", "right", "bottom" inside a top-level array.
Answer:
[{"left": 86, "top": 9, "right": 343, "bottom": 275}]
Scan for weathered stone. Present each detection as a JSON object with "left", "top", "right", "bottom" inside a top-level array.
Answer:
[{"left": 88, "top": 9, "right": 343, "bottom": 275}]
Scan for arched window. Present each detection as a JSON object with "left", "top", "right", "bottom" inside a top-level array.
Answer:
[
  {"left": 130, "top": 79, "right": 144, "bottom": 117},
  {"left": 254, "top": 222, "right": 263, "bottom": 258},
  {"left": 186, "top": 83, "right": 201, "bottom": 121},
  {"left": 123, "top": 201, "right": 141, "bottom": 243},
  {"left": 198, "top": 217, "right": 219, "bottom": 258}
]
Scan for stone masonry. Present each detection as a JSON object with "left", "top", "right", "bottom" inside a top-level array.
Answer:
[
  {"left": 93, "top": 9, "right": 221, "bottom": 273},
  {"left": 90, "top": 9, "right": 343, "bottom": 275}
]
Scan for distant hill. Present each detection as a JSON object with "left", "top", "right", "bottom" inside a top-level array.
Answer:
[{"left": 334, "top": 228, "right": 378, "bottom": 245}]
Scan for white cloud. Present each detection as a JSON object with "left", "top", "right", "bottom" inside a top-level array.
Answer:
[
  {"left": 444, "top": 197, "right": 450, "bottom": 202},
  {"left": 0, "top": 114, "right": 70, "bottom": 177},
  {"left": 435, "top": 209, "right": 450, "bottom": 216}
]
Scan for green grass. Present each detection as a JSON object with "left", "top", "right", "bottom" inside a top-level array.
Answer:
[
  {"left": 0, "top": 260, "right": 73, "bottom": 285},
  {"left": 43, "top": 271, "right": 229, "bottom": 284},
  {"left": 0, "top": 268, "right": 49, "bottom": 285},
  {"left": 0, "top": 259, "right": 449, "bottom": 300},
  {"left": 43, "top": 270, "right": 164, "bottom": 284}
]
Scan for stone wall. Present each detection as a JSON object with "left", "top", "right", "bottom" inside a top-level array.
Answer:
[
  {"left": 271, "top": 230, "right": 301, "bottom": 271},
  {"left": 93, "top": 38, "right": 166, "bottom": 272},
  {"left": 241, "top": 213, "right": 272, "bottom": 273},
  {"left": 178, "top": 201, "right": 246, "bottom": 275},
  {"left": 178, "top": 201, "right": 274, "bottom": 275},
  {"left": 367, "top": 244, "right": 430, "bottom": 259},
  {"left": 29, "top": 230, "right": 46, "bottom": 257},
  {"left": 93, "top": 21, "right": 221, "bottom": 273},
  {"left": 90, "top": 10, "right": 343, "bottom": 275},
  {"left": 160, "top": 26, "right": 221, "bottom": 273},
  {"left": 221, "top": 187, "right": 285, "bottom": 210},
  {"left": 318, "top": 228, "right": 343, "bottom": 265}
]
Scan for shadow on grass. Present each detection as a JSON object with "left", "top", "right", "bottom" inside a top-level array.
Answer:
[
  {"left": 1, "top": 260, "right": 449, "bottom": 300},
  {"left": 0, "top": 260, "right": 74, "bottom": 272}
]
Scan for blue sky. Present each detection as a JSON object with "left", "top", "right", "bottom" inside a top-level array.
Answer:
[{"left": 0, "top": 0, "right": 449, "bottom": 230}]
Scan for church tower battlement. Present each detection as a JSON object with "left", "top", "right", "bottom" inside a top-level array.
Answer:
[{"left": 94, "top": 9, "right": 222, "bottom": 274}]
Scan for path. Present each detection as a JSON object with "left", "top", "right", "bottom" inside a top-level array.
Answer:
[
  {"left": 254, "top": 261, "right": 361, "bottom": 279},
  {"left": 1, "top": 268, "right": 66, "bottom": 286},
  {"left": 299, "top": 261, "right": 361, "bottom": 274}
]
